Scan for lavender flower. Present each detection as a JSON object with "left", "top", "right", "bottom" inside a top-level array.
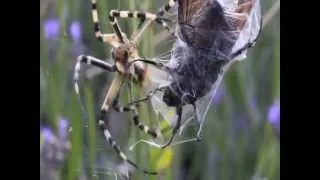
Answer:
[
  {"left": 69, "top": 21, "right": 82, "bottom": 42},
  {"left": 43, "top": 19, "right": 60, "bottom": 40},
  {"left": 40, "top": 118, "right": 71, "bottom": 180},
  {"left": 268, "top": 99, "right": 280, "bottom": 125},
  {"left": 69, "top": 21, "right": 85, "bottom": 57},
  {"left": 41, "top": 127, "right": 55, "bottom": 144},
  {"left": 59, "top": 117, "right": 69, "bottom": 141},
  {"left": 267, "top": 99, "right": 280, "bottom": 139}
]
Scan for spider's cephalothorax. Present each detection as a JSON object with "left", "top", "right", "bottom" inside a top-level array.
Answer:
[
  {"left": 111, "top": 45, "right": 131, "bottom": 73},
  {"left": 72, "top": 0, "right": 178, "bottom": 175},
  {"left": 112, "top": 45, "right": 130, "bottom": 65},
  {"left": 111, "top": 42, "right": 151, "bottom": 90}
]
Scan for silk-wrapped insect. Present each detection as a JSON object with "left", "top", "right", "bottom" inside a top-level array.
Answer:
[{"left": 128, "top": 0, "right": 262, "bottom": 148}]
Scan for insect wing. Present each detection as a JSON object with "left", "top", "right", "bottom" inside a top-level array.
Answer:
[
  {"left": 177, "top": 0, "right": 235, "bottom": 51},
  {"left": 192, "top": 0, "right": 262, "bottom": 125},
  {"left": 230, "top": 0, "right": 262, "bottom": 61},
  {"left": 178, "top": 0, "right": 204, "bottom": 24}
]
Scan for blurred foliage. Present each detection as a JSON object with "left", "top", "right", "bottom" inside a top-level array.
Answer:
[{"left": 40, "top": 0, "right": 280, "bottom": 179}]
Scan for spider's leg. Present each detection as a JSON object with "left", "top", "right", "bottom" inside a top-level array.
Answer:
[
  {"left": 91, "top": 0, "right": 123, "bottom": 45},
  {"left": 109, "top": 10, "right": 172, "bottom": 44},
  {"left": 112, "top": 86, "right": 162, "bottom": 139},
  {"left": 71, "top": 55, "right": 116, "bottom": 132},
  {"left": 108, "top": 10, "right": 128, "bottom": 43},
  {"left": 74, "top": 55, "right": 116, "bottom": 94},
  {"left": 154, "top": 0, "right": 178, "bottom": 38},
  {"left": 128, "top": 58, "right": 172, "bottom": 73},
  {"left": 122, "top": 88, "right": 198, "bottom": 150},
  {"left": 113, "top": 101, "right": 160, "bottom": 139},
  {"left": 98, "top": 73, "right": 157, "bottom": 175},
  {"left": 156, "top": 0, "right": 177, "bottom": 17}
]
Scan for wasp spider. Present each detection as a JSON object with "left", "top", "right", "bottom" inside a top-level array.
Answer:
[{"left": 73, "top": 0, "right": 177, "bottom": 175}]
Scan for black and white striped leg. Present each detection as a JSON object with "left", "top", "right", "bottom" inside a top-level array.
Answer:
[
  {"left": 91, "top": 0, "right": 121, "bottom": 44},
  {"left": 109, "top": 10, "right": 171, "bottom": 35},
  {"left": 112, "top": 98, "right": 160, "bottom": 139},
  {"left": 156, "top": 0, "right": 177, "bottom": 36},
  {"left": 156, "top": 0, "right": 177, "bottom": 16},
  {"left": 98, "top": 109, "right": 157, "bottom": 175},
  {"left": 114, "top": 87, "right": 169, "bottom": 138},
  {"left": 74, "top": 55, "right": 116, "bottom": 94},
  {"left": 108, "top": 10, "right": 127, "bottom": 43}
]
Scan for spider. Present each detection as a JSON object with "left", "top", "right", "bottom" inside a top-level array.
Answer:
[{"left": 73, "top": 0, "right": 178, "bottom": 175}]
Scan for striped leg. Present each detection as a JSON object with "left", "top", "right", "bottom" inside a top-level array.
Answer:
[
  {"left": 98, "top": 73, "right": 157, "bottom": 175},
  {"left": 91, "top": 0, "right": 123, "bottom": 45},
  {"left": 122, "top": 87, "right": 184, "bottom": 149},
  {"left": 126, "top": 98, "right": 184, "bottom": 150},
  {"left": 112, "top": 97, "right": 160, "bottom": 139},
  {"left": 109, "top": 10, "right": 171, "bottom": 35},
  {"left": 156, "top": 0, "right": 177, "bottom": 16},
  {"left": 128, "top": 88, "right": 184, "bottom": 149},
  {"left": 98, "top": 109, "right": 157, "bottom": 175},
  {"left": 128, "top": 58, "right": 172, "bottom": 73},
  {"left": 113, "top": 87, "right": 171, "bottom": 138},
  {"left": 74, "top": 55, "right": 116, "bottom": 94}
]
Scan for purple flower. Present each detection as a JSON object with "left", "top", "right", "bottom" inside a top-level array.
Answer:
[
  {"left": 40, "top": 118, "right": 71, "bottom": 172},
  {"left": 268, "top": 99, "right": 280, "bottom": 125},
  {"left": 43, "top": 19, "right": 60, "bottom": 40},
  {"left": 69, "top": 21, "right": 85, "bottom": 57},
  {"left": 41, "top": 127, "right": 55, "bottom": 144},
  {"left": 69, "top": 21, "right": 82, "bottom": 42},
  {"left": 267, "top": 99, "right": 280, "bottom": 140},
  {"left": 59, "top": 117, "right": 69, "bottom": 140}
]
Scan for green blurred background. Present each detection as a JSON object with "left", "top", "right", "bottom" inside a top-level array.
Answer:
[{"left": 40, "top": 0, "right": 280, "bottom": 179}]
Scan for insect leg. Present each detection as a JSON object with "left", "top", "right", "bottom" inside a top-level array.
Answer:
[{"left": 99, "top": 73, "right": 157, "bottom": 175}]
